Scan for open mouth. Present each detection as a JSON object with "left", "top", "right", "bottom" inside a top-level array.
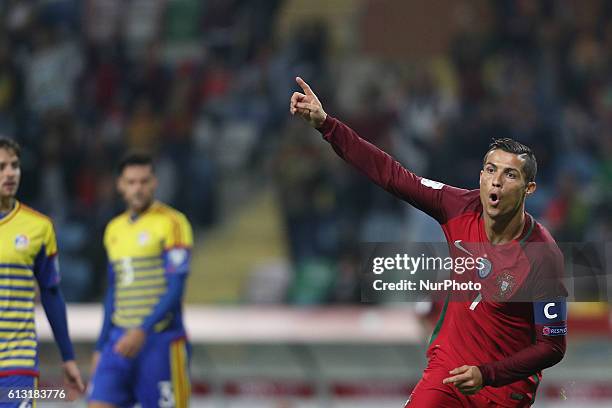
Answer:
[{"left": 489, "top": 193, "right": 500, "bottom": 206}]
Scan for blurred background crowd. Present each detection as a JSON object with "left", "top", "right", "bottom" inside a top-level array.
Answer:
[
  {"left": 0, "top": 0, "right": 610, "bottom": 304},
  {"left": 3, "top": 1, "right": 611, "bottom": 406}
]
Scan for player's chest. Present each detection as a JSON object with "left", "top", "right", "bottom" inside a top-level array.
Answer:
[
  {"left": 106, "top": 224, "right": 165, "bottom": 259},
  {"left": 444, "top": 216, "right": 532, "bottom": 300},
  {"left": 0, "top": 221, "right": 44, "bottom": 265}
]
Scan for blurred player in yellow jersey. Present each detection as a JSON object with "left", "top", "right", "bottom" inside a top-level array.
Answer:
[
  {"left": 89, "top": 152, "right": 193, "bottom": 408},
  {"left": 0, "top": 137, "right": 84, "bottom": 406}
]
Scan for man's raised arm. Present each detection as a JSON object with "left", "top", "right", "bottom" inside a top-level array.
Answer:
[{"left": 290, "top": 76, "right": 467, "bottom": 224}]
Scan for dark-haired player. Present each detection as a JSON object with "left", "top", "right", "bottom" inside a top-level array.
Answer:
[
  {"left": 290, "top": 78, "right": 567, "bottom": 407},
  {"left": 0, "top": 137, "right": 84, "bottom": 406},
  {"left": 89, "top": 153, "right": 192, "bottom": 408}
]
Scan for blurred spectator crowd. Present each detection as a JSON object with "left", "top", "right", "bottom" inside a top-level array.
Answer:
[
  {"left": 0, "top": 0, "right": 610, "bottom": 303},
  {"left": 0, "top": 0, "right": 283, "bottom": 300},
  {"left": 276, "top": 0, "right": 612, "bottom": 303}
]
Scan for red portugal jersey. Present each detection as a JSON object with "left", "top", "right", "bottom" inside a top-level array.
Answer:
[{"left": 318, "top": 116, "right": 568, "bottom": 407}]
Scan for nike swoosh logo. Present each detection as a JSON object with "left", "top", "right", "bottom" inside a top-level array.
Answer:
[{"left": 454, "top": 240, "right": 473, "bottom": 256}]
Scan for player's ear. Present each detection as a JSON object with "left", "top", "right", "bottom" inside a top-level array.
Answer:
[{"left": 525, "top": 181, "right": 536, "bottom": 196}]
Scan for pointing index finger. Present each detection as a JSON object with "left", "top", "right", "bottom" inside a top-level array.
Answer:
[{"left": 296, "top": 76, "right": 314, "bottom": 96}]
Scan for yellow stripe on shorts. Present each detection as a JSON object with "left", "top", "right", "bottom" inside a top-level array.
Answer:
[
  {"left": 33, "top": 377, "right": 38, "bottom": 408},
  {"left": 171, "top": 339, "right": 190, "bottom": 408},
  {"left": 180, "top": 340, "right": 191, "bottom": 403}
]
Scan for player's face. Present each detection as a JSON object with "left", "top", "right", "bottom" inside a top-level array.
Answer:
[
  {"left": 118, "top": 164, "right": 157, "bottom": 213},
  {"left": 0, "top": 148, "right": 20, "bottom": 200},
  {"left": 479, "top": 149, "right": 536, "bottom": 220}
]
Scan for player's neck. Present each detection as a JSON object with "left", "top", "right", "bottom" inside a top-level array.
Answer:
[
  {"left": 483, "top": 208, "right": 526, "bottom": 245},
  {"left": 0, "top": 197, "right": 15, "bottom": 214},
  {"left": 128, "top": 200, "right": 154, "bottom": 220}
]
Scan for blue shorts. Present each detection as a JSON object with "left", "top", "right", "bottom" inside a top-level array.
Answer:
[
  {"left": 0, "top": 376, "right": 36, "bottom": 408},
  {"left": 88, "top": 328, "right": 191, "bottom": 408}
]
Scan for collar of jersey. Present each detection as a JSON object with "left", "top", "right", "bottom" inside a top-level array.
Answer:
[
  {"left": 517, "top": 214, "right": 535, "bottom": 245},
  {"left": 0, "top": 200, "right": 21, "bottom": 226},
  {"left": 127, "top": 200, "right": 158, "bottom": 224},
  {"left": 478, "top": 212, "right": 534, "bottom": 245}
]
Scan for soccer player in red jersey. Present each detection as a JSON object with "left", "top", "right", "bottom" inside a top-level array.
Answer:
[{"left": 290, "top": 77, "right": 567, "bottom": 407}]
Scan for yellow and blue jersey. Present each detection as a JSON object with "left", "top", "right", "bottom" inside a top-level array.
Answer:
[
  {"left": 103, "top": 201, "right": 192, "bottom": 333},
  {"left": 90, "top": 201, "right": 193, "bottom": 406},
  {"left": 0, "top": 201, "right": 61, "bottom": 376}
]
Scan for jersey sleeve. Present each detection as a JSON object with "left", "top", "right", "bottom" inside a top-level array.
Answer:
[
  {"left": 33, "top": 220, "right": 61, "bottom": 288},
  {"left": 162, "top": 213, "right": 193, "bottom": 276},
  {"left": 318, "top": 116, "right": 472, "bottom": 224},
  {"left": 529, "top": 244, "right": 569, "bottom": 301},
  {"left": 95, "top": 263, "right": 115, "bottom": 351},
  {"left": 163, "top": 212, "right": 193, "bottom": 250},
  {"left": 478, "top": 246, "right": 567, "bottom": 387},
  {"left": 39, "top": 285, "right": 75, "bottom": 361}
]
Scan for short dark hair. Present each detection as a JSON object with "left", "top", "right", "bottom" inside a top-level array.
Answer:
[
  {"left": 483, "top": 138, "right": 537, "bottom": 183},
  {"left": 117, "top": 152, "right": 155, "bottom": 174},
  {"left": 0, "top": 137, "right": 21, "bottom": 158}
]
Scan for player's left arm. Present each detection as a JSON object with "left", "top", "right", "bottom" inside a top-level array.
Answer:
[
  {"left": 141, "top": 213, "right": 193, "bottom": 332},
  {"left": 444, "top": 301, "right": 567, "bottom": 393},
  {"left": 35, "top": 221, "right": 85, "bottom": 394},
  {"left": 475, "top": 300, "right": 567, "bottom": 388},
  {"left": 445, "top": 248, "right": 568, "bottom": 392}
]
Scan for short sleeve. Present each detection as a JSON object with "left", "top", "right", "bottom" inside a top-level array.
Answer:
[
  {"left": 163, "top": 213, "right": 193, "bottom": 250},
  {"left": 34, "top": 221, "right": 61, "bottom": 288},
  {"left": 162, "top": 213, "right": 193, "bottom": 275}
]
